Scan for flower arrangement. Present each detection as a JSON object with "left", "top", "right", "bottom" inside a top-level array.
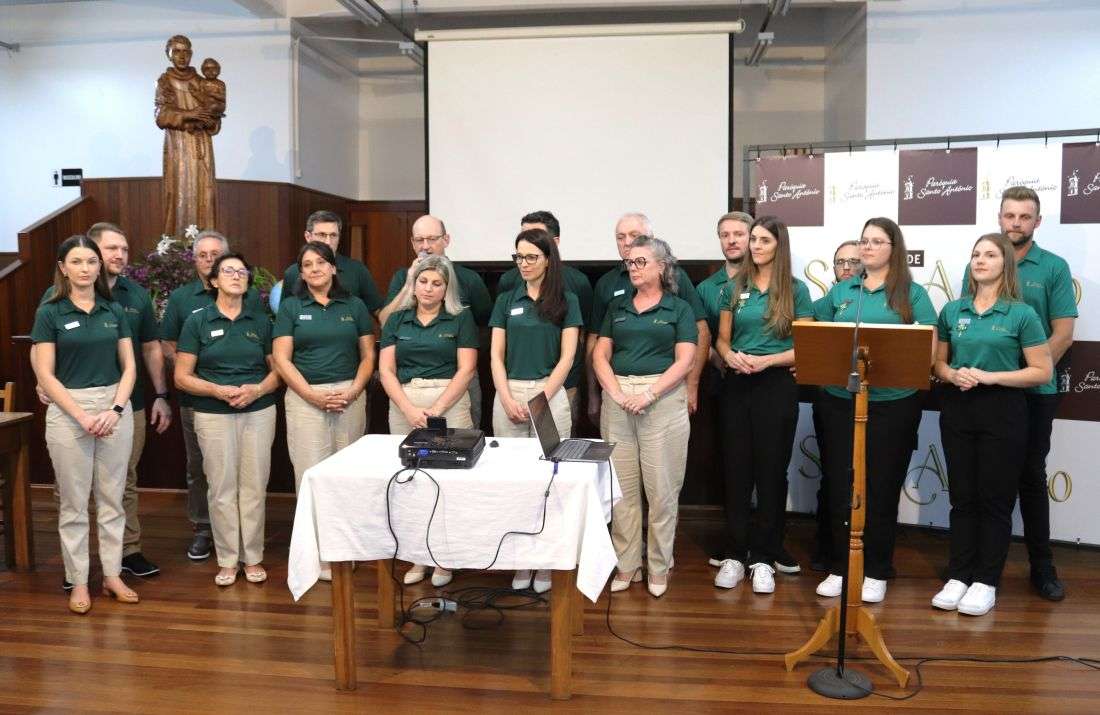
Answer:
[{"left": 126, "top": 225, "right": 277, "bottom": 320}]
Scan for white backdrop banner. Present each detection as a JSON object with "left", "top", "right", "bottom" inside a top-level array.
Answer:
[{"left": 750, "top": 141, "right": 1099, "bottom": 545}]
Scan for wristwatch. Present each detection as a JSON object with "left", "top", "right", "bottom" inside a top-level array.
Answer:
[{"left": 112, "top": 404, "right": 125, "bottom": 414}]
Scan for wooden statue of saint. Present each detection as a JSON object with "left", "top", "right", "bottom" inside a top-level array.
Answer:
[{"left": 155, "top": 35, "right": 222, "bottom": 238}]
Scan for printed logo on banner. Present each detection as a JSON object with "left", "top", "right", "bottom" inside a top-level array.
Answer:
[
  {"left": 1053, "top": 341, "right": 1100, "bottom": 422},
  {"left": 1061, "top": 142, "right": 1100, "bottom": 223},
  {"left": 898, "top": 148, "right": 978, "bottom": 225},
  {"left": 907, "top": 250, "right": 925, "bottom": 267},
  {"left": 755, "top": 155, "right": 824, "bottom": 226},
  {"left": 829, "top": 179, "right": 895, "bottom": 204},
  {"left": 980, "top": 174, "right": 1058, "bottom": 200}
]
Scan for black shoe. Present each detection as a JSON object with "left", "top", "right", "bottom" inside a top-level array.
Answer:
[
  {"left": 1031, "top": 567, "right": 1065, "bottom": 602},
  {"left": 187, "top": 533, "right": 213, "bottom": 561},
  {"left": 774, "top": 549, "right": 801, "bottom": 575},
  {"left": 62, "top": 578, "right": 73, "bottom": 592},
  {"left": 810, "top": 550, "right": 832, "bottom": 573},
  {"left": 121, "top": 552, "right": 161, "bottom": 577}
]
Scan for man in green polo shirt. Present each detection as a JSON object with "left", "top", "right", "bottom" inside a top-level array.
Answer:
[
  {"left": 586, "top": 212, "right": 710, "bottom": 423},
  {"left": 378, "top": 214, "right": 492, "bottom": 426},
  {"left": 962, "top": 186, "right": 1077, "bottom": 602},
  {"left": 160, "top": 229, "right": 263, "bottom": 561},
  {"left": 35, "top": 222, "right": 171, "bottom": 584},
  {"left": 497, "top": 211, "right": 593, "bottom": 432},
  {"left": 281, "top": 210, "right": 384, "bottom": 315}
]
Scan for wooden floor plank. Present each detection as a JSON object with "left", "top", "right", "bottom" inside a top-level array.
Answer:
[{"left": 1, "top": 489, "right": 1098, "bottom": 712}]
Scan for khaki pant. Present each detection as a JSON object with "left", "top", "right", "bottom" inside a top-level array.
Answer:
[
  {"left": 493, "top": 378, "right": 571, "bottom": 439},
  {"left": 180, "top": 406, "right": 211, "bottom": 536},
  {"left": 285, "top": 380, "right": 367, "bottom": 492},
  {"left": 45, "top": 385, "right": 134, "bottom": 586},
  {"left": 193, "top": 406, "right": 276, "bottom": 568},
  {"left": 601, "top": 376, "right": 689, "bottom": 576},
  {"left": 388, "top": 378, "right": 473, "bottom": 435}
]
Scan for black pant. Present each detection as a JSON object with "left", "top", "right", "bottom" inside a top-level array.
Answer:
[
  {"left": 719, "top": 367, "right": 799, "bottom": 565},
  {"left": 940, "top": 386, "right": 1027, "bottom": 587},
  {"left": 1021, "top": 392, "right": 1060, "bottom": 573},
  {"left": 820, "top": 392, "right": 922, "bottom": 579},
  {"left": 810, "top": 392, "right": 832, "bottom": 560}
]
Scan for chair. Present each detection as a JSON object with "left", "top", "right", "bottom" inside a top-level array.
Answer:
[{"left": 0, "top": 381, "right": 13, "bottom": 412}]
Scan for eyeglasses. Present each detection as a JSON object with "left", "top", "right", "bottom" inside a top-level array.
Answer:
[
  {"left": 858, "top": 238, "right": 892, "bottom": 248},
  {"left": 834, "top": 258, "right": 862, "bottom": 268},
  {"left": 412, "top": 235, "right": 445, "bottom": 246},
  {"left": 623, "top": 257, "right": 649, "bottom": 270},
  {"left": 219, "top": 266, "right": 250, "bottom": 279},
  {"left": 309, "top": 231, "right": 339, "bottom": 241},
  {"left": 512, "top": 253, "right": 543, "bottom": 265}
]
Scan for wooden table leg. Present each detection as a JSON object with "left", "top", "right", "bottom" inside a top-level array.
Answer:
[
  {"left": 572, "top": 586, "right": 584, "bottom": 636},
  {"left": 550, "top": 568, "right": 576, "bottom": 700},
  {"left": 376, "top": 559, "right": 395, "bottom": 628},
  {"left": 2, "top": 422, "right": 34, "bottom": 571},
  {"left": 331, "top": 561, "right": 357, "bottom": 691}
]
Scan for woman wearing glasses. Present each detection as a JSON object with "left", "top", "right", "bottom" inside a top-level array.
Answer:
[
  {"left": 812, "top": 218, "right": 937, "bottom": 604},
  {"left": 713, "top": 216, "right": 814, "bottom": 595},
  {"left": 490, "top": 228, "right": 583, "bottom": 593},
  {"left": 175, "top": 253, "right": 282, "bottom": 587},
  {"left": 594, "top": 236, "right": 697, "bottom": 598},
  {"left": 932, "top": 233, "right": 1050, "bottom": 616},
  {"left": 379, "top": 254, "right": 478, "bottom": 587}
]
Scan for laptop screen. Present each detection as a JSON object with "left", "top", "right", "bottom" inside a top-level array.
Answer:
[{"left": 527, "top": 392, "right": 561, "bottom": 457}]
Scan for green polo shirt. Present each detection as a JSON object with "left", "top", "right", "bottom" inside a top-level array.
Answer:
[
  {"left": 719, "top": 278, "right": 814, "bottom": 355},
  {"left": 499, "top": 265, "right": 592, "bottom": 389},
  {"left": 40, "top": 276, "right": 158, "bottom": 410},
  {"left": 283, "top": 253, "right": 384, "bottom": 313},
  {"left": 177, "top": 304, "right": 275, "bottom": 414},
  {"left": 962, "top": 242, "right": 1077, "bottom": 395},
  {"left": 273, "top": 293, "right": 373, "bottom": 384},
  {"left": 385, "top": 263, "right": 493, "bottom": 325},
  {"left": 161, "top": 279, "right": 264, "bottom": 407},
  {"left": 814, "top": 278, "right": 938, "bottom": 402},
  {"left": 31, "top": 295, "right": 132, "bottom": 389},
  {"left": 696, "top": 266, "right": 736, "bottom": 337},
  {"left": 591, "top": 265, "right": 707, "bottom": 335},
  {"left": 937, "top": 298, "right": 1047, "bottom": 375},
  {"left": 599, "top": 293, "right": 698, "bottom": 376},
  {"left": 380, "top": 308, "right": 479, "bottom": 384},
  {"left": 489, "top": 283, "right": 584, "bottom": 380}
]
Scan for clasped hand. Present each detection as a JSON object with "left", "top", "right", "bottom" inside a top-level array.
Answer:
[
  {"left": 951, "top": 366, "right": 995, "bottom": 391},
  {"left": 79, "top": 410, "right": 120, "bottom": 437},
  {"left": 308, "top": 388, "right": 356, "bottom": 413},
  {"left": 614, "top": 390, "right": 655, "bottom": 415},
  {"left": 724, "top": 350, "right": 769, "bottom": 374},
  {"left": 215, "top": 384, "right": 262, "bottom": 409}
]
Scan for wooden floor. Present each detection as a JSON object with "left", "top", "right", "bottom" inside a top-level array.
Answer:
[{"left": 1, "top": 489, "right": 1099, "bottom": 713}]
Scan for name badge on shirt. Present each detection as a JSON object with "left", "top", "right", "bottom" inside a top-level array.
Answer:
[
  {"left": 299, "top": 314, "right": 312, "bottom": 320},
  {"left": 64, "top": 320, "right": 80, "bottom": 330},
  {"left": 191, "top": 307, "right": 204, "bottom": 314},
  {"left": 210, "top": 329, "right": 225, "bottom": 337},
  {"left": 740, "top": 292, "right": 751, "bottom": 300},
  {"left": 613, "top": 289, "right": 626, "bottom": 297},
  {"left": 510, "top": 307, "right": 524, "bottom": 316}
]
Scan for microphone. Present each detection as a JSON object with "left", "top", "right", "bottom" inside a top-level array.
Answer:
[{"left": 846, "top": 270, "right": 868, "bottom": 394}]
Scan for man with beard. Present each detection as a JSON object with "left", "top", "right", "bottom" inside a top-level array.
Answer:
[{"left": 963, "top": 186, "right": 1076, "bottom": 601}]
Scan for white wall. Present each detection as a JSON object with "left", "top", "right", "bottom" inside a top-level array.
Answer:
[
  {"left": 358, "top": 74, "right": 425, "bottom": 201},
  {"left": 0, "top": 1, "right": 295, "bottom": 250},
  {"left": 866, "top": 0, "right": 1100, "bottom": 138},
  {"left": 296, "top": 43, "right": 359, "bottom": 198}
]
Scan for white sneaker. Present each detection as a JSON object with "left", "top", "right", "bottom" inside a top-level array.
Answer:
[
  {"left": 750, "top": 563, "right": 776, "bottom": 594},
  {"left": 714, "top": 559, "right": 745, "bottom": 589},
  {"left": 430, "top": 567, "right": 453, "bottom": 587},
  {"left": 532, "top": 569, "right": 552, "bottom": 594},
  {"left": 816, "top": 574, "right": 843, "bottom": 598},
  {"left": 957, "top": 582, "right": 996, "bottom": 616},
  {"left": 862, "top": 577, "right": 887, "bottom": 603},
  {"left": 403, "top": 564, "right": 427, "bottom": 585},
  {"left": 512, "top": 569, "right": 533, "bottom": 590},
  {"left": 931, "top": 579, "right": 970, "bottom": 611}
]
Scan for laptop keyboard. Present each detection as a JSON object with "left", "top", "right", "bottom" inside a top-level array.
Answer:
[{"left": 554, "top": 440, "right": 589, "bottom": 460}]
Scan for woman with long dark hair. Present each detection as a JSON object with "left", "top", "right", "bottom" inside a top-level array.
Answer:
[
  {"left": 490, "top": 228, "right": 583, "bottom": 592},
  {"left": 813, "top": 218, "right": 937, "bottom": 604},
  {"left": 712, "top": 216, "right": 814, "bottom": 595},
  {"left": 175, "top": 252, "right": 282, "bottom": 587},
  {"left": 32, "top": 235, "right": 138, "bottom": 613},
  {"left": 932, "top": 233, "right": 1050, "bottom": 616}
]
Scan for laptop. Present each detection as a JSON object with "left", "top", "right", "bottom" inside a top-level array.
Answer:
[{"left": 527, "top": 392, "right": 615, "bottom": 463}]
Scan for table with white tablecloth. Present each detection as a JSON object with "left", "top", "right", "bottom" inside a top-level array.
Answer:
[{"left": 286, "top": 434, "right": 621, "bottom": 698}]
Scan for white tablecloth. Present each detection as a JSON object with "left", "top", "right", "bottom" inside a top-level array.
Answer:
[{"left": 288, "top": 435, "right": 621, "bottom": 602}]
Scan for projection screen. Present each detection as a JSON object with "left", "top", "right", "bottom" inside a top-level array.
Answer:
[{"left": 427, "top": 33, "right": 731, "bottom": 262}]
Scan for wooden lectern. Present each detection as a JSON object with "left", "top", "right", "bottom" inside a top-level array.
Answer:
[{"left": 784, "top": 320, "right": 934, "bottom": 693}]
